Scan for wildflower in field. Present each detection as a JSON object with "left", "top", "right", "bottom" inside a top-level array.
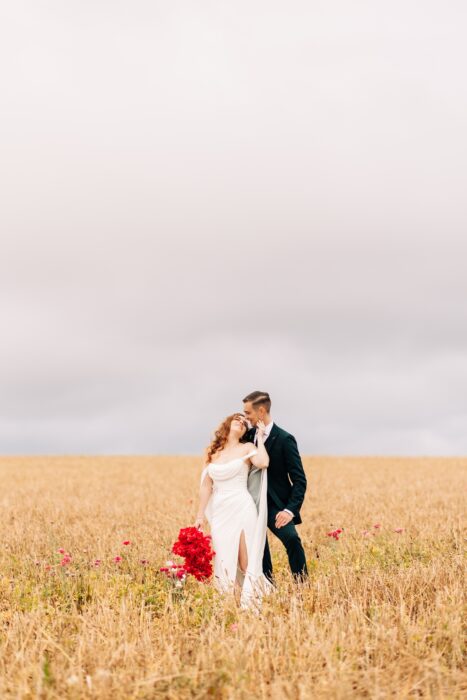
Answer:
[
  {"left": 230, "top": 623, "right": 238, "bottom": 632},
  {"left": 140, "top": 559, "right": 149, "bottom": 565},
  {"left": 362, "top": 530, "right": 370, "bottom": 537},
  {"left": 159, "top": 562, "right": 184, "bottom": 574},
  {"left": 113, "top": 556, "right": 122, "bottom": 563},
  {"left": 60, "top": 556, "right": 72, "bottom": 566},
  {"left": 327, "top": 528, "right": 343, "bottom": 540},
  {"left": 394, "top": 528, "right": 404, "bottom": 534},
  {"left": 159, "top": 562, "right": 188, "bottom": 588},
  {"left": 93, "top": 559, "right": 101, "bottom": 567},
  {"left": 58, "top": 548, "right": 66, "bottom": 554},
  {"left": 122, "top": 540, "right": 131, "bottom": 546},
  {"left": 373, "top": 523, "right": 381, "bottom": 529}
]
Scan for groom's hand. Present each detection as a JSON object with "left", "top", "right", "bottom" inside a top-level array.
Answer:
[{"left": 275, "top": 510, "right": 293, "bottom": 528}]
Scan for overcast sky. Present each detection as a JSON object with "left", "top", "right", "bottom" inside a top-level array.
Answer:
[{"left": 1, "top": 1, "right": 466, "bottom": 455}]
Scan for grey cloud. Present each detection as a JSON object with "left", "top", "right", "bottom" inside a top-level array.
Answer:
[{"left": 0, "top": 1, "right": 466, "bottom": 454}]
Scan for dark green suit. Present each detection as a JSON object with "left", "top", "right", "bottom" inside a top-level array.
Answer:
[{"left": 244, "top": 423, "right": 308, "bottom": 581}]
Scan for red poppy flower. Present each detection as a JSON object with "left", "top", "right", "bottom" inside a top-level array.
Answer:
[{"left": 327, "top": 528, "right": 343, "bottom": 541}]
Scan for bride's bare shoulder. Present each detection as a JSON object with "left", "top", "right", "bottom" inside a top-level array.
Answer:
[{"left": 242, "top": 442, "right": 256, "bottom": 454}]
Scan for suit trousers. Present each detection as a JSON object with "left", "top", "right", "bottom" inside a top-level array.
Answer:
[{"left": 262, "top": 505, "right": 308, "bottom": 582}]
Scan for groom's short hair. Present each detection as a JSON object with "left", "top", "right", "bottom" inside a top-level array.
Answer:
[{"left": 243, "top": 391, "right": 271, "bottom": 412}]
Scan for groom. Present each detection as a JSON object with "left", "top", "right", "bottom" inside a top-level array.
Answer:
[{"left": 242, "top": 391, "right": 308, "bottom": 584}]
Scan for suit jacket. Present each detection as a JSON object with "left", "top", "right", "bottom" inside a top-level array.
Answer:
[{"left": 244, "top": 423, "right": 307, "bottom": 525}]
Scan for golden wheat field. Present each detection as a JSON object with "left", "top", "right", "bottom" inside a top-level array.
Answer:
[{"left": 0, "top": 456, "right": 465, "bottom": 699}]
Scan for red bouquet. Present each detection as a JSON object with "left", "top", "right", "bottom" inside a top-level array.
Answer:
[{"left": 170, "top": 526, "right": 215, "bottom": 581}]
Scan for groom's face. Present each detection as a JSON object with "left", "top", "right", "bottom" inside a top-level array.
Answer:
[{"left": 243, "top": 401, "right": 260, "bottom": 427}]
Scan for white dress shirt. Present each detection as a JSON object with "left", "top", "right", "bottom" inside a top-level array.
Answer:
[{"left": 254, "top": 420, "right": 294, "bottom": 519}]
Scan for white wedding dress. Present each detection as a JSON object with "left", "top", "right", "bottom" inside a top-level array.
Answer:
[{"left": 199, "top": 450, "right": 274, "bottom": 611}]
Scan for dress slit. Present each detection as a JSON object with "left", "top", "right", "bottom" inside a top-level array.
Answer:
[{"left": 237, "top": 528, "right": 248, "bottom": 574}]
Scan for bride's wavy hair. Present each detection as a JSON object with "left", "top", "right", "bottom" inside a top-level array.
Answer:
[{"left": 205, "top": 413, "right": 248, "bottom": 464}]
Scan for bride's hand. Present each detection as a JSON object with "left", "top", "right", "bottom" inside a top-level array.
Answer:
[
  {"left": 194, "top": 515, "right": 204, "bottom": 530},
  {"left": 256, "top": 420, "right": 266, "bottom": 438}
]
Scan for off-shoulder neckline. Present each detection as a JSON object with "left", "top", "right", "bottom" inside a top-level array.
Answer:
[
  {"left": 209, "top": 449, "right": 257, "bottom": 466},
  {"left": 210, "top": 456, "right": 247, "bottom": 466}
]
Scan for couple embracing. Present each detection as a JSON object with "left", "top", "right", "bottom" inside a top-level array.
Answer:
[{"left": 196, "top": 391, "right": 308, "bottom": 611}]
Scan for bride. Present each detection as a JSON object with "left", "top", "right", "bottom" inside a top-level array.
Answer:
[{"left": 195, "top": 413, "right": 274, "bottom": 611}]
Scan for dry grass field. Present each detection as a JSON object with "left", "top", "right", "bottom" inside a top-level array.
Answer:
[{"left": 0, "top": 456, "right": 465, "bottom": 699}]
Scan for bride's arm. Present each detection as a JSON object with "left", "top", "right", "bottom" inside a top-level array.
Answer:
[
  {"left": 249, "top": 425, "right": 269, "bottom": 469},
  {"left": 195, "top": 472, "right": 213, "bottom": 527}
]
